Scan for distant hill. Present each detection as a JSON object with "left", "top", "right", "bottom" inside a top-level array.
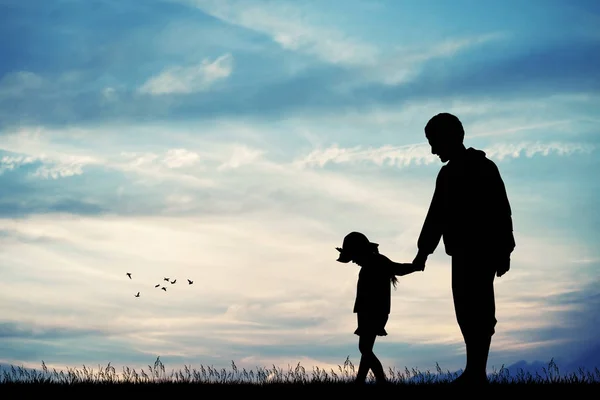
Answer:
[{"left": 502, "top": 348, "right": 600, "bottom": 379}]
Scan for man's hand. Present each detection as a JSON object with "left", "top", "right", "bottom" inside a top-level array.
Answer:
[
  {"left": 495, "top": 255, "right": 511, "bottom": 277},
  {"left": 412, "top": 252, "right": 428, "bottom": 271}
]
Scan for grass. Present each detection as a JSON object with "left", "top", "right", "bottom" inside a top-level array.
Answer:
[{"left": 1, "top": 356, "right": 599, "bottom": 395}]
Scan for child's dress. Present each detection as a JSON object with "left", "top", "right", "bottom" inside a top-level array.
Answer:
[{"left": 353, "top": 254, "right": 393, "bottom": 336}]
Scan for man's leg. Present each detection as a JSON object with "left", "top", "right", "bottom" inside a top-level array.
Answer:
[
  {"left": 451, "top": 255, "right": 497, "bottom": 384},
  {"left": 451, "top": 282, "right": 471, "bottom": 383},
  {"left": 469, "top": 266, "right": 496, "bottom": 383},
  {"left": 469, "top": 334, "right": 492, "bottom": 383}
]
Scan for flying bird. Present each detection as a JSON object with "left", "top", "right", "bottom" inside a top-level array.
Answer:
[
  {"left": 164, "top": 277, "right": 170, "bottom": 281},
  {"left": 126, "top": 273, "right": 132, "bottom": 279},
  {"left": 161, "top": 287, "right": 167, "bottom": 291},
  {"left": 134, "top": 292, "right": 140, "bottom": 297},
  {"left": 187, "top": 279, "right": 193, "bottom": 285},
  {"left": 155, "top": 284, "right": 160, "bottom": 288},
  {"left": 171, "top": 279, "right": 176, "bottom": 284}
]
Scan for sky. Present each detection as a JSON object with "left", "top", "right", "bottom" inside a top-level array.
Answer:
[{"left": 1, "top": 0, "right": 599, "bottom": 379}]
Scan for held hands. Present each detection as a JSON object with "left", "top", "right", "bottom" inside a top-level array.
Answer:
[
  {"left": 412, "top": 263, "right": 423, "bottom": 273},
  {"left": 412, "top": 252, "right": 428, "bottom": 272}
]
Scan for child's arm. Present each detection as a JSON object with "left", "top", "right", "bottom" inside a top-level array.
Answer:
[
  {"left": 389, "top": 261, "right": 420, "bottom": 276},
  {"left": 379, "top": 253, "right": 421, "bottom": 276}
]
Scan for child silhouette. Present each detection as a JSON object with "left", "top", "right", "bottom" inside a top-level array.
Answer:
[{"left": 336, "top": 231, "right": 422, "bottom": 384}]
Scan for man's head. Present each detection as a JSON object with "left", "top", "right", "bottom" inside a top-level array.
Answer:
[{"left": 424, "top": 113, "right": 465, "bottom": 163}]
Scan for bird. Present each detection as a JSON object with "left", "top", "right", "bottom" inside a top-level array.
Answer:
[
  {"left": 134, "top": 292, "right": 140, "bottom": 297},
  {"left": 187, "top": 279, "right": 193, "bottom": 285},
  {"left": 164, "top": 277, "right": 170, "bottom": 281},
  {"left": 126, "top": 273, "right": 132, "bottom": 279},
  {"left": 155, "top": 284, "right": 160, "bottom": 288},
  {"left": 170, "top": 279, "right": 176, "bottom": 284},
  {"left": 161, "top": 287, "right": 167, "bottom": 291}
]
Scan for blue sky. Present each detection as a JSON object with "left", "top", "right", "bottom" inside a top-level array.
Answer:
[{"left": 1, "top": 0, "right": 599, "bottom": 377}]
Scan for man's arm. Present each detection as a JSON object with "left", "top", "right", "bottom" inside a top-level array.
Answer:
[
  {"left": 415, "top": 168, "right": 446, "bottom": 265},
  {"left": 485, "top": 161, "right": 515, "bottom": 277},
  {"left": 486, "top": 161, "right": 516, "bottom": 254}
]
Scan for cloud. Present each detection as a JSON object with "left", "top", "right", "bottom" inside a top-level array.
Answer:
[
  {"left": 0, "top": 154, "right": 38, "bottom": 174},
  {"left": 0, "top": 71, "right": 44, "bottom": 98},
  {"left": 176, "top": 0, "right": 506, "bottom": 86},
  {"left": 138, "top": 54, "right": 233, "bottom": 95},
  {"left": 217, "top": 144, "right": 265, "bottom": 170},
  {"left": 2, "top": 35, "right": 598, "bottom": 128},
  {"left": 359, "top": 36, "right": 600, "bottom": 105},
  {"left": 120, "top": 149, "right": 201, "bottom": 170},
  {"left": 498, "top": 274, "right": 600, "bottom": 372},
  {"left": 0, "top": 321, "right": 106, "bottom": 341},
  {"left": 486, "top": 141, "right": 596, "bottom": 160},
  {"left": 292, "top": 141, "right": 596, "bottom": 169},
  {"left": 161, "top": 149, "right": 201, "bottom": 168},
  {"left": 177, "top": 0, "right": 379, "bottom": 67},
  {"left": 0, "top": 152, "right": 94, "bottom": 180},
  {"left": 31, "top": 159, "right": 88, "bottom": 179},
  {"left": 354, "top": 32, "right": 507, "bottom": 86},
  {"left": 0, "top": 127, "right": 216, "bottom": 190},
  {"left": 0, "top": 112, "right": 594, "bottom": 223}
]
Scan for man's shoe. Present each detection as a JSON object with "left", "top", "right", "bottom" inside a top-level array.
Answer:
[
  {"left": 451, "top": 371, "right": 489, "bottom": 386},
  {"left": 450, "top": 371, "right": 470, "bottom": 385}
]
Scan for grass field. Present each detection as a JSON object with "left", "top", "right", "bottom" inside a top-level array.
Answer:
[{"left": 2, "top": 356, "right": 599, "bottom": 395}]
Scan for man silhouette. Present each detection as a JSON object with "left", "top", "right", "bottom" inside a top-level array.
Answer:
[{"left": 412, "top": 113, "right": 516, "bottom": 385}]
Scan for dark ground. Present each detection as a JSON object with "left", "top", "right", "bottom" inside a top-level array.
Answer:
[{"left": 1, "top": 382, "right": 598, "bottom": 397}]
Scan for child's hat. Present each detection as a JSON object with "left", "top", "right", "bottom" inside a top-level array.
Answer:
[{"left": 336, "top": 231, "right": 379, "bottom": 263}]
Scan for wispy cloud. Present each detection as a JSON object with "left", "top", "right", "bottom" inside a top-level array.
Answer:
[
  {"left": 177, "top": 0, "right": 506, "bottom": 88},
  {"left": 486, "top": 141, "right": 596, "bottom": 160},
  {"left": 121, "top": 149, "right": 201, "bottom": 170},
  {"left": 293, "top": 141, "right": 596, "bottom": 169},
  {"left": 138, "top": 54, "right": 233, "bottom": 95},
  {"left": 0, "top": 152, "right": 96, "bottom": 180},
  {"left": 30, "top": 157, "right": 91, "bottom": 179},
  {"left": 356, "top": 32, "right": 507, "bottom": 86},
  {"left": 177, "top": 0, "right": 379, "bottom": 67},
  {"left": 0, "top": 127, "right": 215, "bottom": 188}
]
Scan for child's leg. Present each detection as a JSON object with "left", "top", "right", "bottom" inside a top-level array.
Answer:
[
  {"left": 356, "top": 334, "right": 377, "bottom": 383},
  {"left": 369, "top": 351, "right": 386, "bottom": 383}
]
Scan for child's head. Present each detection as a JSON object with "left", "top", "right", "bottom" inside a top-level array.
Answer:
[
  {"left": 336, "top": 231, "right": 398, "bottom": 289},
  {"left": 336, "top": 231, "right": 379, "bottom": 264}
]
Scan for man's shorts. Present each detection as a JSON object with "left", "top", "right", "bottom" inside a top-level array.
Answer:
[{"left": 452, "top": 254, "right": 497, "bottom": 337}]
